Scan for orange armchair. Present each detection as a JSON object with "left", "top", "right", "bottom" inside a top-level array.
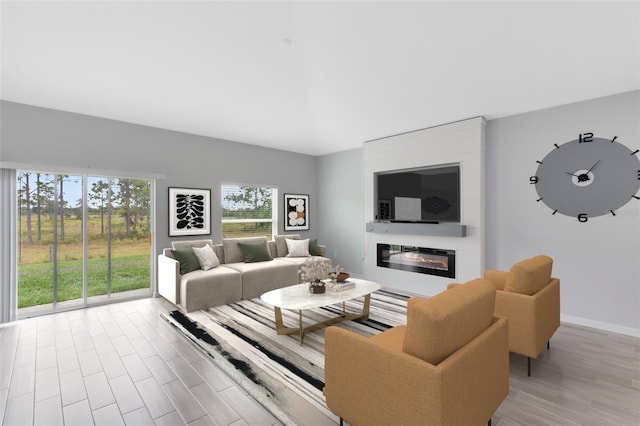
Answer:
[
  {"left": 484, "top": 255, "right": 560, "bottom": 376},
  {"left": 324, "top": 279, "right": 509, "bottom": 426}
]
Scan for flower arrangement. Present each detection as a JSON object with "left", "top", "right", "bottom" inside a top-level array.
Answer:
[{"left": 299, "top": 258, "right": 333, "bottom": 283}]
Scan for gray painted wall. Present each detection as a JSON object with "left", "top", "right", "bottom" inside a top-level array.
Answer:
[
  {"left": 485, "top": 90, "right": 640, "bottom": 334},
  {"left": 317, "top": 91, "right": 640, "bottom": 334},
  {"left": 317, "top": 148, "right": 363, "bottom": 276},
  {"left": 0, "top": 101, "right": 319, "bottom": 260}
]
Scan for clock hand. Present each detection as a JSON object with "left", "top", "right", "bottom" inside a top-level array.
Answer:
[
  {"left": 565, "top": 160, "right": 601, "bottom": 176},
  {"left": 586, "top": 160, "right": 600, "bottom": 174},
  {"left": 564, "top": 160, "right": 601, "bottom": 181}
]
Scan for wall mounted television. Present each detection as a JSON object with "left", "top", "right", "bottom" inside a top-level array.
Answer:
[{"left": 375, "top": 164, "right": 460, "bottom": 223}]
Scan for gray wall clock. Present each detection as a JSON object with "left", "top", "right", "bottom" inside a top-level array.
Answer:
[{"left": 530, "top": 133, "right": 640, "bottom": 222}]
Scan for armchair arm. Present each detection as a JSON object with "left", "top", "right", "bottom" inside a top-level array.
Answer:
[
  {"left": 324, "top": 326, "right": 441, "bottom": 426},
  {"left": 495, "top": 278, "right": 560, "bottom": 357},
  {"left": 534, "top": 278, "right": 560, "bottom": 350},
  {"left": 438, "top": 316, "right": 509, "bottom": 426},
  {"left": 158, "top": 254, "right": 180, "bottom": 304}
]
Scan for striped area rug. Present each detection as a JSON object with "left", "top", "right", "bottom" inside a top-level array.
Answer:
[{"left": 162, "top": 289, "right": 410, "bottom": 426}]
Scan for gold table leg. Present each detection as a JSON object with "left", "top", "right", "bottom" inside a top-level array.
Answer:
[{"left": 271, "top": 293, "right": 373, "bottom": 346}]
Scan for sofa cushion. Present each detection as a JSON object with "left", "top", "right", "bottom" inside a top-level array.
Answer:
[
  {"left": 212, "top": 244, "right": 225, "bottom": 264},
  {"left": 226, "top": 259, "right": 299, "bottom": 300},
  {"left": 402, "top": 279, "right": 496, "bottom": 365},
  {"left": 505, "top": 255, "right": 553, "bottom": 295},
  {"left": 192, "top": 244, "right": 220, "bottom": 271},
  {"left": 286, "top": 238, "right": 310, "bottom": 257},
  {"left": 309, "top": 238, "right": 322, "bottom": 256},
  {"left": 223, "top": 237, "right": 268, "bottom": 263},
  {"left": 275, "top": 234, "right": 300, "bottom": 257},
  {"left": 171, "top": 247, "right": 201, "bottom": 275},
  {"left": 179, "top": 266, "right": 242, "bottom": 312},
  {"left": 171, "top": 239, "right": 213, "bottom": 251},
  {"left": 278, "top": 255, "right": 329, "bottom": 269},
  {"left": 238, "top": 240, "right": 272, "bottom": 263}
]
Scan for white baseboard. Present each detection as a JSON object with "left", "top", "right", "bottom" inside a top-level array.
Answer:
[{"left": 561, "top": 314, "right": 640, "bottom": 338}]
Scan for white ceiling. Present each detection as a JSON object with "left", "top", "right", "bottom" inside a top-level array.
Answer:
[{"left": 2, "top": 1, "right": 639, "bottom": 156}]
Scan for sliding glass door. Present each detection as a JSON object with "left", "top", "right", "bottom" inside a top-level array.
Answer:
[{"left": 17, "top": 171, "right": 153, "bottom": 316}]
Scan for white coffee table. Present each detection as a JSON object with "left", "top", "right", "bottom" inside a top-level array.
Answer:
[{"left": 260, "top": 278, "right": 382, "bottom": 345}]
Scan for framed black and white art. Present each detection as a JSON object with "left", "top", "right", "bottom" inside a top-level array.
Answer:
[
  {"left": 168, "top": 187, "right": 211, "bottom": 236},
  {"left": 284, "top": 193, "right": 309, "bottom": 231}
]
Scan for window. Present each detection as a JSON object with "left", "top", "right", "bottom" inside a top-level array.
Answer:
[
  {"left": 16, "top": 170, "right": 153, "bottom": 315},
  {"left": 221, "top": 184, "right": 277, "bottom": 239}
]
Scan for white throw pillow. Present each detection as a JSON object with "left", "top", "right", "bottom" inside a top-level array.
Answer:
[
  {"left": 192, "top": 244, "right": 220, "bottom": 271},
  {"left": 286, "top": 238, "right": 310, "bottom": 257}
]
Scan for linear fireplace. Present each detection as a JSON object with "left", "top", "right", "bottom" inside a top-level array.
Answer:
[{"left": 377, "top": 244, "right": 456, "bottom": 278}]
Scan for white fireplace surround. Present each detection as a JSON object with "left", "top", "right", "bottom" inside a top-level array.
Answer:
[{"left": 363, "top": 117, "right": 485, "bottom": 297}]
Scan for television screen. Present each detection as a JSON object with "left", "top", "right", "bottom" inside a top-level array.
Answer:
[{"left": 375, "top": 164, "right": 460, "bottom": 222}]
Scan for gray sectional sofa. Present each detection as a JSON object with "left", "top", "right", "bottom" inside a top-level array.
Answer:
[{"left": 158, "top": 235, "right": 329, "bottom": 312}]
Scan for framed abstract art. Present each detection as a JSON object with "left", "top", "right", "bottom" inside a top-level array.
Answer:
[
  {"left": 168, "top": 187, "right": 211, "bottom": 236},
  {"left": 284, "top": 193, "right": 309, "bottom": 231}
]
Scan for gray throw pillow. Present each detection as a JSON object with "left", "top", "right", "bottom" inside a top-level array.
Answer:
[
  {"left": 171, "top": 247, "right": 201, "bottom": 275},
  {"left": 238, "top": 240, "right": 272, "bottom": 263}
]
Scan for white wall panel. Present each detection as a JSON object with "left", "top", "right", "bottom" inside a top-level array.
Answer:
[{"left": 362, "top": 117, "right": 485, "bottom": 296}]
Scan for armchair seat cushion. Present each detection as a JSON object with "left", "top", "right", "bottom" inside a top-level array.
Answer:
[{"left": 402, "top": 279, "right": 496, "bottom": 365}]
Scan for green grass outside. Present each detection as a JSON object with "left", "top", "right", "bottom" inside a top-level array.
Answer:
[
  {"left": 18, "top": 214, "right": 151, "bottom": 308},
  {"left": 18, "top": 254, "right": 150, "bottom": 308},
  {"left": 221, "top": 222, "right": 273, "bottom": 239}
]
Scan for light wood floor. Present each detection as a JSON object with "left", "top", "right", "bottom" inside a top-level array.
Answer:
[
  {"left": 0, "top": 297, "right": 281, "bottom": 426},
  {"left": 494, "top": 322, "right": 640, "bottom": 425},
  {"left": 1, "top": 296, "right": 639, "bottom": 425}
]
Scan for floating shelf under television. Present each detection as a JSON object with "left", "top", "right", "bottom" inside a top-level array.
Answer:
[{"left": 365, "top": 221, "right": 467, "bottom": 237}]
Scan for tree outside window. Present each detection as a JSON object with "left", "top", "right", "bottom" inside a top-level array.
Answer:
[{"left": 221, "top": 184, "right": 277, "bottom": 239}]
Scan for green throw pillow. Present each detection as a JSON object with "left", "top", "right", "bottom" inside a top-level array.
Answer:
[
  {"left": 309, "top": 239, "right": 322, "bottom": 256},
  {"left": 237, "top": 240, "right": 272, "bottom": 263},
  {"left": 171, "top": 247, "right": 201, "bottom": 275}
]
